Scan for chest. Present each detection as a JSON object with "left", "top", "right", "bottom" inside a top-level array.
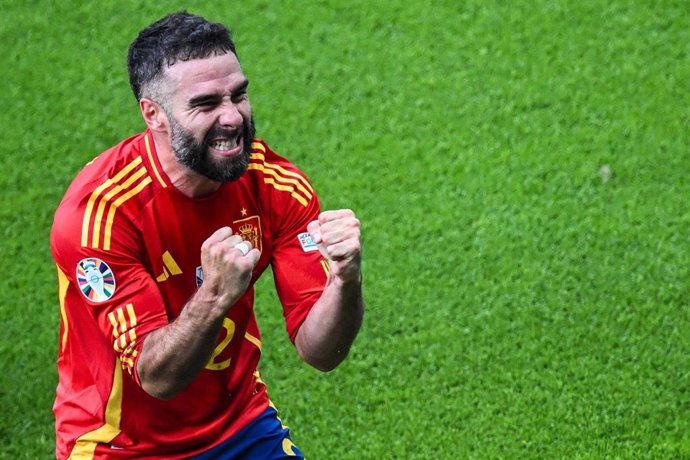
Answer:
[{"left": 138, "top": 185, "right": 273, "bottom": 313}]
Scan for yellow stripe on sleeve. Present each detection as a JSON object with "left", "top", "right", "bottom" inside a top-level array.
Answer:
[
  {"left": 248, "top": 162, "right": 313, "bottom": 199},
  {"left": 56, "top": 266, "right": 70, "bottom": 352},
  {"left": 103, "top": 176, "right": 152, "bottom": 250},
  {"left": 247, "top": 164, "right": 308, "bottom": 206},
  {"left": 81, "top": 156, "right": 143, "bottom": 248},
  {"left": 92, "top": 167, "right": 147, "bottom": 247},
  {"left": 250, "top": 141, "right": 266, "bottom": 153},
  {"left": 107, "top": 312, "right": 119, "bottom": 337},
  {"left": 125, "top": 303, "right": 137, "bottom": 327},
  {"left": 249, "top": 152, "right": 315, "bottom": 195},
  {"left": 261, "top": 176, "right": 308, "bottom": 207},
  {"left": 81, "top": 181, "right": 114, "bottom": 248}
]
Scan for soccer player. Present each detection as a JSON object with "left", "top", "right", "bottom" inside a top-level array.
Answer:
[{"left": 50, "top": 11, "right": 364, "bottom": 459}]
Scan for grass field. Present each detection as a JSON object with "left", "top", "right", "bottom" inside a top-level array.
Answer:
[{"left": 1, "top": 0, "right": 689, "bottom": 458}]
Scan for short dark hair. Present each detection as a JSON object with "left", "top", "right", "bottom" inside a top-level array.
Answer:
[{"left": 127, "top": 11, "right": 237, "bottom": 101}]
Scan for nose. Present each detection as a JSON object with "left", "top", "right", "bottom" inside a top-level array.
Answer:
[{"left": 218, "top": 100, "right": 244, "bottom": 128}]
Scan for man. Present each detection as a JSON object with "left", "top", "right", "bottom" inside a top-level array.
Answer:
[{"left": 50, "top": 11, "right": 363, "bottom": 459}]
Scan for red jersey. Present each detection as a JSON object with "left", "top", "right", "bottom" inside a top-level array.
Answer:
[{"left": 50, "top": 131, "right": 329, "bottom": 459}]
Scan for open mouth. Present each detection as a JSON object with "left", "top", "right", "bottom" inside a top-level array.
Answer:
[{"left": 209, "top": 134, "right": 243, "bottom": 157}]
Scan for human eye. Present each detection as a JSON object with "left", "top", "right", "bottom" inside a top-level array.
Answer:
[
  {"left": 231, "top": 91, "right": 248, "bottom": 103},
  {"left": 189, "top": 96, "right": 220, "bottom": 110},
  {"left": 231, "top": 81, "right": 249, "bottom": 103}
]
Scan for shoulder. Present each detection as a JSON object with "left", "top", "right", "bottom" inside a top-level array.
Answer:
[
  {"left": 246, "top": 139, "right": 317, "bottom": 209},
  {"left": 51, "top": 132, "right": 159, "bottom": 259},
  {"left": 242, "top": 139, "right": 321, "bottom": 237}
]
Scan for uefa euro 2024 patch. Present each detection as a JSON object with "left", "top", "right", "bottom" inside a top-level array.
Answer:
[
  {"left": 298, "top": 232, "right": 318, "bottom": 252},
  {"left": 76, "top": 258, "right": 116, "bottom": 303}
]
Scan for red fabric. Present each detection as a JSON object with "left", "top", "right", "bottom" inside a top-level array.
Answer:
[{"left": 51, "top": 131, "right": 327, "bottom": 458}]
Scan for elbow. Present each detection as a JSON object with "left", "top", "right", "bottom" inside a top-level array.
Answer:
[
  {"left": 299, "top": 347, "right": 350, "bottom": 373},
  {"left": 138, "top": 360, "right": 187, "bottom": 400},
  {"left": 136, "top": 349, "right": 193, "bottom": 400},
  {"left": 141, "top": 379, "right": 181, "bottom": 400},
  {"left": 149, "top": 388, "right": 178, "bottom": 401},
  {"left": 309, "top": 359, "right": 340, "bottom": 373}
]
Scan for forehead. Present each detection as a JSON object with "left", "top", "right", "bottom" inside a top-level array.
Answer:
[{"left": 164, "top": 52, "right": 245, "bottom": 98}]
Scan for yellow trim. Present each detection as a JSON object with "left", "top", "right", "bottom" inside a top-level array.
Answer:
[
  {"left": 282, "top": 438, "right": 298, "bottom": 456},
  {"left": 126, "top": 303, "right": 137, "bottom": 327},
  {"left": 254, "top": 370, "right": 266, "bottom": 386},
  {"left": 114, "top": 308, "right": 125, "bottom": 334},
  {"left": 253, "top": 174, "right": 308, "bottom": 207},
  {"left": 103, "top": 176, "right": 153, "bottom": 250},
  {"left": 81, "top": 182, "right": 111, "bottom": 247},
  {"left": 144, "top": 133, "right": 167, "bottom": 188},
  {"left": 118, "top": 334, "right": 127, "bottom": 351},
  {"left": 244, "top": 332, "right": 262, "bottom": 350},
  {"left": 251, "top": 141, "right": 266, "bottom": 153},
  {"left": 267, "top": 399, "right": 290, "bottom": 431},
  {"left": 68, "top": 362, "right": 123, "bottom": 459},
  {"left": 249, "top": 152, "right": 314, "bottom": 194},
  {"left": 121, "top": 356, "right": 135, "bottom": 370},
  {"left": 248, "top": 162, "right": 313, "bottom": 200},
  {"left": 233, "top": 215, "right": 262, "bottom": 226},
  {"left": 81, "top": 157, "right": 142, "bottom": 247},
  {"left": 93, "top": 167, "right": 147, "bottom": 248},
  {"left": 320, "top": 260, "right": 331, "bottom": 277},
  {"left": 107, "top": 312, "right": 118, "bottom": 335},
  {"left": 57, "top": 266, "right": 70, "bottom": 352},
  {"left": 234, "top": 216, "right": 260, "bottom": 225}
]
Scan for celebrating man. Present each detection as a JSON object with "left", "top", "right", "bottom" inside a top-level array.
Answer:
[{"left": 50, "top": 11, "right": 363, "bottom": 459}]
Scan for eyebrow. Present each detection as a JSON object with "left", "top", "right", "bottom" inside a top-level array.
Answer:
[{"left": 187, "top": 79, "right": 250, "bottom": 107}]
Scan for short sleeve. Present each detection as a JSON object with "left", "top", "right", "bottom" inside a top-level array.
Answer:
[
  {"left": 50, "top": 195, "right": 169, "bottom": 384},
  {"left": 266, "top": 167, "right": 328, "bottom": 343}
]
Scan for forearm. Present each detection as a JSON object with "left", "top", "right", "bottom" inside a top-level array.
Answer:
[
  {"left": 295, "top": 276, "right": 364, "bottom": 372},
  {"left": 137, "top": 292, "right": 227, "bottom": 399},
  {"left": 136, "top": 227, "right": 260, "bottom": 399}
]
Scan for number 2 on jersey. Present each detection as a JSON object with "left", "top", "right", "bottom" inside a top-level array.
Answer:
[{"left": 205, "top": 318, "right": 235, "bottom": 370}]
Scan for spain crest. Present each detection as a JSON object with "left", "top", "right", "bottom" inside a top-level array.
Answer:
[{"left": 233, "top": 215, "right": 262, "bottom": 252}]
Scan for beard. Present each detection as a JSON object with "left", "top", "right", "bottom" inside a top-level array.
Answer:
[{"left": 168, "top": 114, "right": 256, "bottom": 183}]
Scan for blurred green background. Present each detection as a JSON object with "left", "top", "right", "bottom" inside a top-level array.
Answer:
[{"left": 1, "top": 0, "right": 688, "bottom": 458}]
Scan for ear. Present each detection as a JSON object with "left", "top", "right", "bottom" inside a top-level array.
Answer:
[{"left": 139, "top": 98, "right": 169, "bottom": 133}]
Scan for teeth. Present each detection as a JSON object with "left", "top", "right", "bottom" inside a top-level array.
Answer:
[{"left": 211, "top": 139, "right": 238, "bottom": 151}]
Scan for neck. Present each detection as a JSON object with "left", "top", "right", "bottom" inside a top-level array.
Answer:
[{"left": 150, "top": 131, "right": 222, "bottom": 198}]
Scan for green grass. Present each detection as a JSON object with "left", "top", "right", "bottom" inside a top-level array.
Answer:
[{"left": 1, "top": 0, "right": 689, "bottom": 458}]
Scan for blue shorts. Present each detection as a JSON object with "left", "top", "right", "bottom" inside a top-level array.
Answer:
[{"left": 189, "top": 406, "right": 305, "bottom": 459}]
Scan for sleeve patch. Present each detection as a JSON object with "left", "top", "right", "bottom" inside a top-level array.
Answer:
[
  {"left": 297, "top": 233, "right": 319, "bottom": 252},
  {"left": 76, "top": 258, "right": 116, "bottom": 302}
]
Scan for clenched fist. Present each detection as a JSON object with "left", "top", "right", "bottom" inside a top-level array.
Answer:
[
  {"left": 198, "top": 227, "right": 261, "bottom": 309},
  {"left": 307, "top": 209, "right": 361, "bottom": 284}
]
